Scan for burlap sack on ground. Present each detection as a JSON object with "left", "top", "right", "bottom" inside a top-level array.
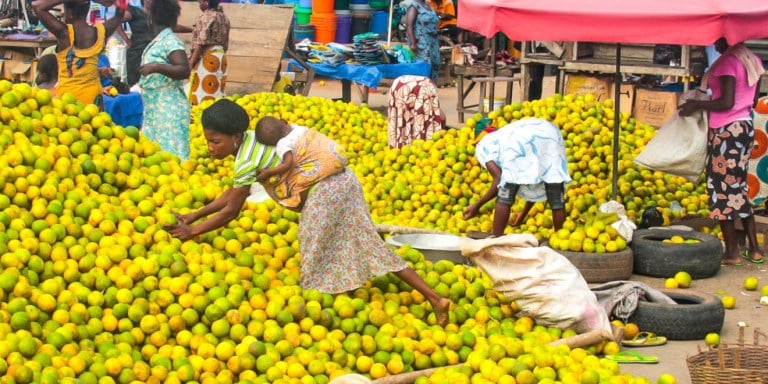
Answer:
[{"left": 460, "top": 234, "right": 613, "bottom": 338}]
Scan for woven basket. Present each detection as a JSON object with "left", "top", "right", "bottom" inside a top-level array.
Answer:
[{"left": 686, "top": 328, "right": 768, "bottom": 383}]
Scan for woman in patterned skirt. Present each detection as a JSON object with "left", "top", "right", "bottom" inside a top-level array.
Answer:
[
  {"left": 387, "top": 75, "right": 445, "bottom": 148},
  {"left": 679, "top": 37, "right": 765, "bottom": 265},
  {"left": 139, "top": 0, "right": 191, "bottom": 160},
  {"left": 167, "top": 100, "right": 451, "bottom": 326},
  {"left": 188, "top": 0, "right": 230, "bottom": 105}
]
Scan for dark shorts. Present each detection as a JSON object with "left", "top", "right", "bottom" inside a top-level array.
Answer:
[{"left": 497, "top": 182, "right": 566, "bottom": 209}]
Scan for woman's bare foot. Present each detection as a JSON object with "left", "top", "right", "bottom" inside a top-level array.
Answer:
[
  {"left": 434, "top": 298, "right": 451, "bottom": 327},
  {"left": 721, "top": 257, "right": 743, "bottom": 266}
]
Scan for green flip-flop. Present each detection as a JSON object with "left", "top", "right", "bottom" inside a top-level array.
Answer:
[
  {"left": 742, "top": 249, "right": 765, "bottom": 264},
  {"left": 605, "top": 350, "right": 659, "bottom": 364},
  {"left": 621, "top": 332, "right": 667, "bottom": 347}
]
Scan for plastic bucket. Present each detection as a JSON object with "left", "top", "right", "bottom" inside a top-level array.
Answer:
[
  {"left": 349, "top": 3, "right": 371, "bottom": 11},
  {"left": 368, "top": 0, "right": 388, "bottom": 10},
  {"left": 483, "top": 97, "right": 506, "bottom": 112},
  {"left": 351, "top": 11, "right": 371, "bottom": 36},
  {"left": 295, "top": 7, "right": 312, "bottom": 24},
  {"left": 349, "top": 0, "right": 367, "bottom": 4},
  {"left": 370, "top": 10, "right": 388, "bottom": 37},
  {"left": 312, "top": 0, "right": 333, "bottom": 14},
  {"left": 299, "top": 0, "right": 312, "bottom": 8},
  {"left": 311, "top": 12, "right": 337, "bottom": 43},
  {"left": 334, "top": 0, "right": 349, "bottom": 10},
  {"left": 335, "top": 14, "right": 352, "bottom": 43},
  {"left": 293, "top": 24, "right": 315, "bottom": 41}
]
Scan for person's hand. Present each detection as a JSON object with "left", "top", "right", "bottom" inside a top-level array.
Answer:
[
  {"left": 139, "top": 63, "right": 158, "bottom": 76},
  {"left": 509, "top": 212, "right": 525, "bottom": 227},
  {"left": 98, "top": 67, "right": 114, "bottom": 78},
  {"left": 256, "top": 168, "right": 271, "bottom": 182},
  {"left": 678, "top": 100, "right": 699, "bottom": 117},
  {"left": 165, "top": 222, "right": 195, "bottom": 240},
  {"left": 463, "top": 203, "right": 480, "bottom": 220},
  {"left": 174, "top": 211, "right": 197, "bottom": 225}
]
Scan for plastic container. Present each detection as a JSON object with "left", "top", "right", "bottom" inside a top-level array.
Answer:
[
  {"left": 349, "top": 0, "right": 368, "bottom": 4},
  {"left": 368, "top": 0, "right": 388, "bottom": 10},
  {"left": 295, "top": 7, "right": 313, "bottom": 25},
  {"left": 293, "top": 24, "right": 316, "bottom": 41},
  {"left": 281, "top": 0, "right": 299, "bottom": 5},
  {"left": 312, "top": 0, "right": 334, "bottom": 14},
  {"left": 349, "top": 3, "right": 371, "bottom": 11},
  {"left": 299, "top": 0, "right": 312, "bottom": 8},
  {"left": 370, "top": 10, "right": 388, "bottom": 38},
  {"left": 335, "top": 14, "right": 352, "bottom": 43},
  {"left": 351, "top": 11, "right": 371, "bottom": 36},
  {"left": 310, "top": 12, "right": 337, "bottom": 44},
  {"left": 334, "top": 0, "right": 349, "bottom": 10}
]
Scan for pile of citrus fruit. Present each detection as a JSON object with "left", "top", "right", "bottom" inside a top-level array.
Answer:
[{"left": 0, "top": 80, "right": 691, "bottom": 384}]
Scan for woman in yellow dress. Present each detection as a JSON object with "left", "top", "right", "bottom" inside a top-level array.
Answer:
[{"left": 32, "top": 0, "right": 126, "bottom": 107}]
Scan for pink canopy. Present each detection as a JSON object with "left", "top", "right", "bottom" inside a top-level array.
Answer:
[{"left": 458, "top": 0, "right": 768, "bottom": 45}]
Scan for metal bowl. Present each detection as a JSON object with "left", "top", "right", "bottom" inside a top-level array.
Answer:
[{"left": 386, "top": 234, "right": 466, "bottom": 264}]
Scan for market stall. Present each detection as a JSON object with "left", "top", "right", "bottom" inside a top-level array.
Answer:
[{"left": 457, "top": 0, "right": 768, "bottom": 199}]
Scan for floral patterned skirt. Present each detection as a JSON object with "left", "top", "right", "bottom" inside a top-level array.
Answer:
[
  {"left": 387, "top": 75, "right": 442, "bottom": 148},
  {"left": 706, "top": 120, "right": 754, "bottom": 220},
  {"left": 298, "top": 167, "right": 407, "bottom": 293}
]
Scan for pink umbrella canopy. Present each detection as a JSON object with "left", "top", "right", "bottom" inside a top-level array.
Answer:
[{"left": 458, "top": 0, "right": 768, "bottom": 45}]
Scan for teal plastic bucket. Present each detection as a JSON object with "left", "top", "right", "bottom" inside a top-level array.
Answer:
[{"left": 293, "top": 24, "right": 315, "bottom": 41}]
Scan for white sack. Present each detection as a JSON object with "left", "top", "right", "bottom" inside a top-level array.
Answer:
[
  {"left": 460, "top": 234, "right": 613, "bottom": 338},
  {"left": 634, "top": 89, "right": 710, "bottom": 183}
]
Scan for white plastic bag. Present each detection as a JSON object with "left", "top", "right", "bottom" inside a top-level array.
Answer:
[
  {"left": 460, "top": 234, "right": 613, "bottom": 338},
  {"left": 598, "top": 201, "right": 636, "bottom": 241},
  {"left": 634, "top": 89, "right": 709, "bottom": 182}
]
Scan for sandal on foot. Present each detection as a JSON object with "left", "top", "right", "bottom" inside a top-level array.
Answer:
[
  {"left": 605, "top": 350, "right": 659, "bottom": 364},
  {"left": 721, "top": 259, "right": 743, "bottom": 266},
  {"left": 621, "top": 332, "right": 667, "bottom": 347},
  {"left": 742, "top": 249, "right": 765, "bottom": 264}
]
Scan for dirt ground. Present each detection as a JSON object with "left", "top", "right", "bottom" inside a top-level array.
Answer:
[{"left": 300, "top": 76, "right": 768, "bottom": 384}]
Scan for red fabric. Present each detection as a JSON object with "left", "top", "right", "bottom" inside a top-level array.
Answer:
[{"left": 458, "top": 0, "right": 768, "bottom": 45}]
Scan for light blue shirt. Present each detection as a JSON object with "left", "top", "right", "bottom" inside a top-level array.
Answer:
[{"left": 475, "top": 118, "right": 572, "bottom": 202}]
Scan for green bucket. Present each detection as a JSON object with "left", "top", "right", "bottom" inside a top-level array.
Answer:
[{"left": 296, "top": 7, "right": 313, "bottom": 24}]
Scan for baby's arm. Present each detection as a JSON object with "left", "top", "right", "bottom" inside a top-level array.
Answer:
[{"left": 257, "top": 151, "right": 294, "bottom": 182}]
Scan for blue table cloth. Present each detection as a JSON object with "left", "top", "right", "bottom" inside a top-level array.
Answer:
[
  {"left": 287, "top": 60, "right": 431, "bottom": 89},
  {"left": 103, "top": 92, "right": 143, "bottom": 128}
]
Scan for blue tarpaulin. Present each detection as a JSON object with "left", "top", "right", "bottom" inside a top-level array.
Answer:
[{"left": 287, "top": 60, "right": 431, "bottom": 89}]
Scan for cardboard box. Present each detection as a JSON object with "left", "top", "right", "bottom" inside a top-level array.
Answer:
[
  {"left": 633, "top": 88, "right": 680, "bottom": 127},
  {"left": 609, "top": 83, "right": 635, "bottom": 115},
  {"left": 564, "top": 74, "right": 612, "bottom": 102},
  {"left": 0, "top": 49, "right": 36, "bottom": 83}
]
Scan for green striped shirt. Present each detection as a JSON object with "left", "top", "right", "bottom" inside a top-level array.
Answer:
[{"left": 233, "top": 131, "right": 280, "bottom": 188}]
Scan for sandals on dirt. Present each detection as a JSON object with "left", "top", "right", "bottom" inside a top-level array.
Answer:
[
  {"left": 605, "top": 350, "right": 659, "bottom": 364},
  {"left": 620, "top": 332, "right": 667, "bottom": 347},
  {"left": 742, "top": 249, "right": 765, "bottom": 264}
]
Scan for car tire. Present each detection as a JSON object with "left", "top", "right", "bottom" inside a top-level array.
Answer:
[
  {"left": 631, "top": 229, "right": 722, "bottom": 278},
  {"left": 553, "top": 248, "right": 633, "bottom": 283},
  {"left": 628, "top": 288, "right": 724, "bottom": 340}
]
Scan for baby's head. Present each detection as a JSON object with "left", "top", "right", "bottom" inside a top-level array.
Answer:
[{"left": 255, "top": 116, "right": 287, "bottom": 146}]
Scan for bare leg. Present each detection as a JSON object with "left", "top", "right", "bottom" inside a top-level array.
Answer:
[
  {"left": 393, "top": 267, "right": 451, "bottom": 327},
  {"left": 741, "top": 215, "right": 764, "bottom": 262},
  {"left": 552, "top": 209, "right": 566, "bottom": 231},
  {"left": 720, "top": 219, "right": 742, "bottom": 264},
  {"left": 510, "top": 201, "right": 534, "bottom": 227},
  {"left": 493, "top": 202, "right": 512, "bottom": 237}
]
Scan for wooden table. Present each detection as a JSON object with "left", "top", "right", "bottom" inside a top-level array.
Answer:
[{"left": 0, "top": 36, "right": 56, "bottom": 56}]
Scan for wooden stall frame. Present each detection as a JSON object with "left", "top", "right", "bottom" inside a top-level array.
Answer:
[{"left": 177, "top": 3, "right": 314, "bottom": 96}]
